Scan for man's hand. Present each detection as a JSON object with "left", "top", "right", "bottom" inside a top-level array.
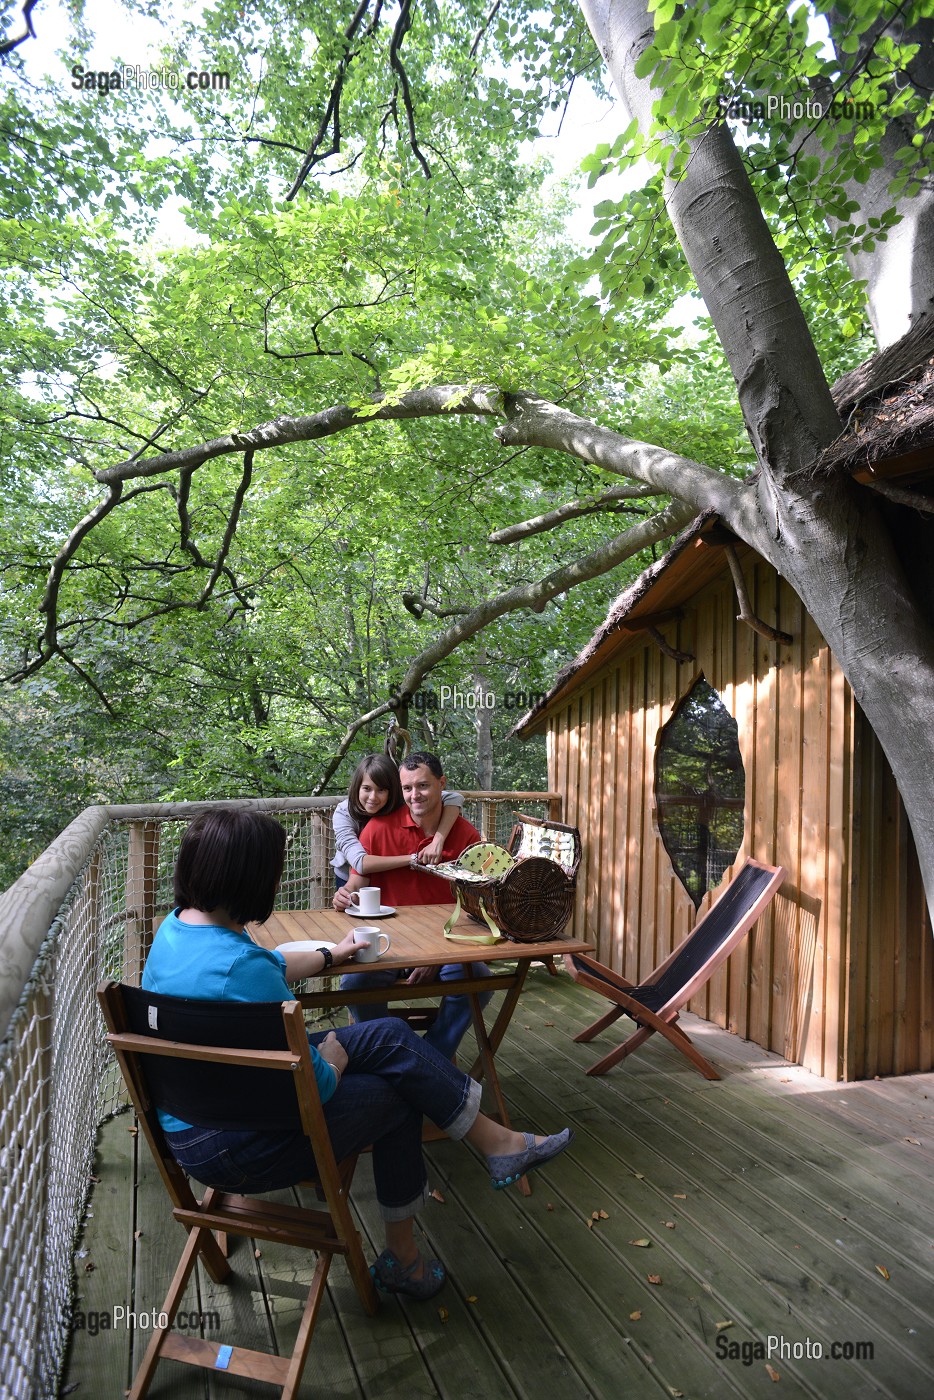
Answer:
[
  {"left": 332, "top": 885, "right": 353, "bottom": 911},
  {"left": 405, "top": 965, "right": 438, "bottom": 986},
  {"left": 318, "top": 1031, "right": 349, "bottom": 1075},
  {"left": 417, "top": 834, "right": 446, "bottom": 865}
]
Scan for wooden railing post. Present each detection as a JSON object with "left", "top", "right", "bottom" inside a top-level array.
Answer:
[{"left": 125, "top": 822, "right": 160, "bottom": 983}]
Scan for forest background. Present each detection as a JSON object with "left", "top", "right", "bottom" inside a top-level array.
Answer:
[{"left": 0, "top": 0, "right": 920, "bottom": 891}]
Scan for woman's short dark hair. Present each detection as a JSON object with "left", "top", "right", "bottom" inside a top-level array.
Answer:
[
  {"left": 347, "top": 753, "right": 404, "bottom": 827},
  {"left": 174, "top": 810, "right": 287, "bottom": 925}
]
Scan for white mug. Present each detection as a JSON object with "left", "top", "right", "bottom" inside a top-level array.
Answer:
[
  {"left": 353, "top": 927, "right": 391, "bottom": 962},
  {"left": 349, "top": 886, "right": 382, "bottom": 916}
]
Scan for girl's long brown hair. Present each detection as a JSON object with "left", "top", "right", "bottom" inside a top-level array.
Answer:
[{"left": 346, "top": 753, "right": 404, "bottom": 826}]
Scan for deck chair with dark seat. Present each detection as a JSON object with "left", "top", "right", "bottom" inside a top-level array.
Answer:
[
  {"left": 98, "top": 981, "right": 378, "bottom": 1400},
  {"left": 565, "top": 860, "right": 785, "bottom": 1079}
]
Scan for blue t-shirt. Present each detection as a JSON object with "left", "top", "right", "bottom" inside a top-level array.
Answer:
[{"left": 142, "top": 909, "right": 337, "bottom": 1130}]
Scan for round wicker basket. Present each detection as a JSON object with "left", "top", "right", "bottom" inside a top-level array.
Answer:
[{"left": 459, "top": 855, "right": 576, "bottom": 942}]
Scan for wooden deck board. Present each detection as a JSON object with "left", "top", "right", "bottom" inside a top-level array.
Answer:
[{"left": 63, "top": 971, "right": 934, "bottom": 1399}]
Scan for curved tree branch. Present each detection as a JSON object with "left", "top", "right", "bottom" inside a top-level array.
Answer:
[
  {"left": 286, "top": 0, "right": 385, "bottom": 200},
  {"left": 311, "top": 498, "right": 697, "bottom": 792},
  {"left": 94, "top": 386, "right": 505, "bottom": 484},
  {"left": 489, "top": 481, "right": 659, "bottom": 543},
  {"left": 724, "top": 543, "right": 793, "bottom": 644}
]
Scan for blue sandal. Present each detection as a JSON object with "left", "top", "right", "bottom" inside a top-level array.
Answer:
[
  {"left": 487, "top": 1128, "right": 574, "bottom": 1189},
  {"left": 370, "top": 1248, "right": 446, "bottom": 1299}
]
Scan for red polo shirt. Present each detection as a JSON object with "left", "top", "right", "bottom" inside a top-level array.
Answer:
[{"left": 357, "top": 805, "right": 480, "bottom": 907}]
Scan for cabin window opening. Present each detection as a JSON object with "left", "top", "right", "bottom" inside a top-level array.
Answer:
[{"left": 655, "top": 677, "right": 745, "bottom": 909}]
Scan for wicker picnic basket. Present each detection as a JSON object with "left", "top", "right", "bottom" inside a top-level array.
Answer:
[{"left": 436, "top": 814, "right": 582, "bottom": 943}]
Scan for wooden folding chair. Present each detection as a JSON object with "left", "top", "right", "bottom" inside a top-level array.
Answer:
[
  {"left": 565, "top": 861, "right": 785, "bottom": 1079},
  {"left": 97, "top": 981, "right": 378, "bottom": 1398}
]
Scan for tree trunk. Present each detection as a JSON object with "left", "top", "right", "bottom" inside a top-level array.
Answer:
[
  {"left": 821, "top": 10, "right": 934, "bottom": 348},
  {"left": 473, "top": 656, "right": 494, "bottom": 789},
  {"left": 577, "top": 0, "right": 843, "bottom": 478},
  {"left": 569, "top": 0, "right": 934, "bottom": 923}
]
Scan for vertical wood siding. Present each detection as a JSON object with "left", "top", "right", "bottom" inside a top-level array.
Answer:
[{"left": 549, "top": 561, "right": 933, "bottom": 1080}]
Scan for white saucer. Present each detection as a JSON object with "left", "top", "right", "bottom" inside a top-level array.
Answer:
[
  {"left": 346, "top": 905, "right": 396, "bottom": 918},
  {"left": 276, "top": 939, "right": 336, "bottom": 954}
]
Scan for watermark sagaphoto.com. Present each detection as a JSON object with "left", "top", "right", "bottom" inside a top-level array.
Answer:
[
  {"left": 718, "top": 93, "right": 876, "bottom": 124},
  {"left": 390, "top": 685, "right": 548, "bottom": 713},
  {"left": 70, "top": 64, "right": 230, "bottom": 94},
  {"left": 717, "top": 1331, "right": 875, "bottom": 1367},
  {"left": 68, "top": 1304, "right": 220, "bottom": 1336}
]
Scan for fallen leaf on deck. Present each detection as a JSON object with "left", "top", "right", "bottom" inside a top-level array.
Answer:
[
  {"left": 89, "top": 1174, "right": 100, "bottom": 1184},
  {"left": 876, "top": 1264, "right": 890, "bottom": 1279},
  {"left": 715, "top": 1320, "right": 734, "bottom": 1332},
  {"left": 466, "top": 1296, "right": 478, "bottom": 1304},
  {"left": 904, "top": 1137, "right": 922, "bottom": 1145},
  {"left": 629, "top": 1310, "right": 642, "bottom": 1321},
  {"left": 586, "top": 1218, "right": 594, "bottom": 1229},
  {"left": 629, "top": 1238, "right": 651, "bottom": 1248},
  {"left": 126, "top": 1125, "right": 138, "bottom": 1136},
  {"left": 546, "top": 1202, "right": 555, "bottom": 1212},
  {"left": 634, "top": 1172, "right": 645, "bottom": 1180},
  {"left": 765, "top": 1364, "right": 780, "bottom": 1382},
  {"left": 84, "top": 1262, "right": 94, "bottom": 1273},
  {"left": 544, "top": 1021, "right": 555, "bottom": 1026},
  {"left": 430, "top": 1187, "right": 446, "bottom": 1203},
  {"left": 438, "top": 1306, "right": 448, "bottom": 1322},
  {"left": 647, "top": 1274, "right": 662, "bottom": 1285},
  {"left": 134, "top": 1230, "right": 143, "bottom": 1240},
  {"left": 669, "top": 1389, "right": 684, "bottom": 1397},
  {"left": 664, "top": 1221, "right": 676, "bottom": 1229},
  {"left": 598, "top": 1209, "right": 609, "bottom": 1219},
  {"left": 254, "top": 1249, "right": 262, "bottom": 1259},
  {"left": 673, "top": 1192, "right": 687, "bottom": 1199}
]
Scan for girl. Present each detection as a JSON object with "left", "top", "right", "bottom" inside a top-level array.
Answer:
[
  {"left": 331, "top": 751, "right": 465, "bottom": 890},
  {"left": 143, "top": 809, "right": 573, "bottom": 1300}
]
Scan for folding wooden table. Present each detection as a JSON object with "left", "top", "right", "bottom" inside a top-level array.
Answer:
[{"left": 255, "top": 903, "right": 593, "bottom": 1184}]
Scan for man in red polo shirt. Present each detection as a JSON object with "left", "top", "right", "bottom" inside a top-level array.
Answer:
[{"left": 335, "top": 751, "right": 491, "bottom": 1058}]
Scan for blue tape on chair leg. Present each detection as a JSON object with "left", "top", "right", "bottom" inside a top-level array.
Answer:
[{"left": 215, "top": 1345, "right": 233, "bottom": 1369}]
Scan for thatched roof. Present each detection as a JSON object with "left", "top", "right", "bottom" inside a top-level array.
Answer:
[{"left": 822, "top": 311, "right": 934, "bottom": 479}]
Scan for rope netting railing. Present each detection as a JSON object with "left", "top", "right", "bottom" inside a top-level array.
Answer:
[{"left": 0, "top": 790, "right": 559, "bottom": 1400}]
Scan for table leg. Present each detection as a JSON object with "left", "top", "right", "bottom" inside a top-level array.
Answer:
[{"left": 466, "top": 961, "right": 533, "bottom": 1197}]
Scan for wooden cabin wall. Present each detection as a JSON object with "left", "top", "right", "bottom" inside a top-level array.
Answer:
[
  {"left": 547, "top": 558, "right": 934, "bottom": 1079},
  {"left": 848, "top": 712, "right": 934, "bottom": 1077}
]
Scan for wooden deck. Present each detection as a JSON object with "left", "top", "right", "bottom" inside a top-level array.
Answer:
[{"left": 63, "top": 969, "right": 934, "bottom": 1399}]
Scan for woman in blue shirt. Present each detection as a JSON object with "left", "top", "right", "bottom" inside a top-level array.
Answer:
[{"left": 144, "top": 808, "right": 573, "bottom": 1300}]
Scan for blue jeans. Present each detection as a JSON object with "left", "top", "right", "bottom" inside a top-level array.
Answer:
[
  {"left": 340, "top": 964, "right": 494, "bottom": 1061},
  {"left": 164, "top": 1018, "right": 481, "bottom": 1221}
]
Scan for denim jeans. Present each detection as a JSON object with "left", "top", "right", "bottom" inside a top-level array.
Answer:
[
  {"left": 340, "top": 963, "right": 494, "bottom": 1061},
  {"left": 165, "top": 1017, "right": 481, "bottom": 1221}
]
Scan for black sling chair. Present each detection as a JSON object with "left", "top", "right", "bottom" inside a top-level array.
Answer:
[
  {"left": 98, "top": 981, "right": 377, "bottom": 1398},
  {"left": 565, "top": 861, "right": 785, "bottom": 1078}
]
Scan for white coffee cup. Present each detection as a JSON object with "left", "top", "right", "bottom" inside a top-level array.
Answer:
[
  {"left": 349, "top": 886, "right": 382, "bottom": 916},
  {"left": 353, "top": 927, "right": 391, "bottom": 962}
]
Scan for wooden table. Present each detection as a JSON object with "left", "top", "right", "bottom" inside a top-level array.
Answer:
[{"left": 255, "top": 904, "right": 593, "bottom": 1185}]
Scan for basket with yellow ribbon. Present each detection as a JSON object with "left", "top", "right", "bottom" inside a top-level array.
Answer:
[{"left": 436, "top": 815, "right": 581, "bottom": 943}]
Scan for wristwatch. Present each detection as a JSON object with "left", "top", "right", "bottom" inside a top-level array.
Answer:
[{"left": 316, "top": 945, "right": 333, "bottom": 970}]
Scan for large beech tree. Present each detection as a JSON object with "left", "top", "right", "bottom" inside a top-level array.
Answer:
[{"left": 3, "top": 0, "right": 934, "bottom": 913}]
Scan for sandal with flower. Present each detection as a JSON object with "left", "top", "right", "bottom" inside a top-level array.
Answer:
[
  {"left": 487, "top": 1128, "right": 574, "bottom": 1190},
  {"left": 370, "top": 1248, "right": 446, "bottom": 1300}
]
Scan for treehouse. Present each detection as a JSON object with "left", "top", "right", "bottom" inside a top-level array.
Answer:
[{"left": 515, "top": 323, "right": 934, "bottom": 1082}]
